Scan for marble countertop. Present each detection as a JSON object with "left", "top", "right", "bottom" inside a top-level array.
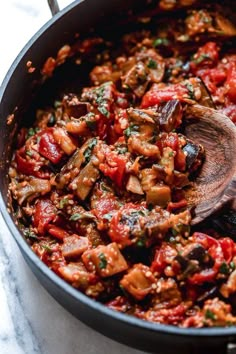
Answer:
[{"left": 0, "top": 1, "right": 144, "bottom": 353}]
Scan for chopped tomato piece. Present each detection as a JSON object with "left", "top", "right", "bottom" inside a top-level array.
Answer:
[
  {"left": 16, "top": 147, "right": 47, "bottom": 178},
  {"left": 99, "top": 151, "right": 127, "bottom": 188},
  {"left": 47, "top": 225, "right": 70, "bottom": 240},
  {"left": 38, "top": 128, "right": 64, "bottom": 163},
  {"left": 33, "top": 199, "right": 56, "bottom": 234},
  {"left": 141, "top": 83, "right": 188, "bottom": 108}
]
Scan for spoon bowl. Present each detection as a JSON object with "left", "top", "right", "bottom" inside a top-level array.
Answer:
[{"left": 184, "top": 104, "right": 236, "bottom": 224}]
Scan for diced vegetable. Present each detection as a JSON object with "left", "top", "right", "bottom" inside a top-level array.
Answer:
[
  {"left": 82, "top": 242, "right": 128, "bottom": 277},
  {"left": 33, "top": 199, "right": 56, "bottom": 234},
  {"left": 61, "top": 235, "right": 89, "bottom": 258},
  {"left": 75, "top": 158, "right": 100, "bottom": 200},
  {"left": 53, "top": 127, "right": 77, "bottom": 155},
  {"left": 12, "top": 177, "right": 51, "bottom": 205},
  {"left": 63, "top": 94, "right": 89, "bottom": 118},
  {"left": 120, "top": 264, "right": 155, "bottom": 300},
  {"left": 156, "top": 100, "right": 182, "bottom": 132},
  {"left": 38, "top": 128, "right": 64, "bottom": 163},
  {"left": 146, "top": 184, "right": 171, "bottom": 207},
  {"left": 126, "top": 175, "right": 144, "bottom": 195}
]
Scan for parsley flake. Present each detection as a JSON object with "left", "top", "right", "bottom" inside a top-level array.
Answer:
[
  {"left": 98, "top": 253, "right": 107, "bottom": 269},
  {"left": 147, "top": 59, "right": 157, "bottom": 69},
  {"left": 153, "top": 38, "right": 169, "bottom": 48},
  {"left": 219, "top": 262, "right": 229, "bottom": 275},
  {"left": 83, "top": 138, "right": 97, "bottom": 163},
  {"left": 205, "top": 309, "right": 216, "bottom": 321}
]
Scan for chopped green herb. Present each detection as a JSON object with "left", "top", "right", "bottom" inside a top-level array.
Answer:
[
  {"left": 27, "top": 128, "right": 36, "bottom": 139},
  {"left": 100, "top": 182, "right": 112, "bottom": 192},
  {"left": 219, "top": 262, "right": 230, "bottom": 275},
  {"left": 85, "top": 118, "right": 96, "bottom": 130},
  {"left": 70, "top": 213, "right": 81, "bottom": 221},
  {"left": 23, "top": 229, "right": 38, "bottom": 240},
  {"left": 169, "top": 151, "right": 174, "bottom": 157},
  {"left": 26, "top": 150, "right": 33, "bottom": 157},
  {"left": 83, "top": 138, "right": 97, "bottom": 163},
  {"left": 41, "top": 244, "right": 53, "bottom": 253},
  {"left": 192, "top": 54, "right": 211, "bottom": 65},
  {"left": 103, "top": 213, "right": 113, "bottom": 221},
  {"left": 98, "top": 253, "right": 107, "bottom": 269},
  {"left": 184, "top": 82, "right": 195, "bottom": 100},
  {"left": 136, "top": 236, "right": 147, "bottom": 248},
  {"left": 171, "top": 228, "right": 179, "bottom": 237},
  {"left": 131, "top": 210, "right": 146, "bottom": 217},
  {"left": 98, "top": 105, "right": 109, "bottom": 118},
  {"left": 124, "top": 124, "right": 139, "bottom": 138},
  {"left": 48, "top": 114, "right": 56, "bottom": 126},
  {"left": 59, "top": 198, "right": 69, "bottom": 209},
  {"left": 147, "top": 204, "right": 153, "bottom": 211},
  {"left": 230, "top": 261, "right": 236, "bottom": 271},
  {"left": 205, "top": 309, "right": 216, "bottom": 321},
  {"left": 153, "top": 38, "right": 169, "bottom": 48},
  {"left": 199, "top": 10, "right": 212, "bottom": 24},
  {"left": 122, "top": 84, "right": 131, "bottom": 93},
  {"left": 171, "top": 224, "right": 190, "bottom": 237},
  {"left": 54, "top": 100, "right": 62, "bottom": 108},
  {"left": 147, "top": 59, "right": 157, "bottom": 69},
  {"left": 70, "top": 212, "right": 95, "bottom": 221},
  {"left": 116, "top": 145, "right": 128, "bottom": 154}
]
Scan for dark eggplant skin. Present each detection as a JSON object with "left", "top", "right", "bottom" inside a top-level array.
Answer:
[
  {"left": 183, "top": 140, "right": 200, "bottom": 170},
  {"left": 0, "top": 1, "right": 236, "bottom": 353}
]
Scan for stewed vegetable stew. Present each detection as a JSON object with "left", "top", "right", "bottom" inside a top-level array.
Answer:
[{"left": 9, "top": 2, "right": 236, "bottom": 327}]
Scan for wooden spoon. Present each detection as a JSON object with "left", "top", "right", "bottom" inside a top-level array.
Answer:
[{"left": 183, "top": 104, "right": 236, "bottom": 225}]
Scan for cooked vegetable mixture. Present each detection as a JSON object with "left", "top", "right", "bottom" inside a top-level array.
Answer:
[{"left": 9, "top": 2, "right": 236, "bottom": 327}]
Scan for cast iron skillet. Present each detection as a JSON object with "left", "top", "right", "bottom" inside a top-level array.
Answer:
[{"left": 1, "top": 1, "right": 236, "bottom": 353}]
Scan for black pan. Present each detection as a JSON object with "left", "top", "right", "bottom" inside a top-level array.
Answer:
[{"left": 0, "top": 1, "right": 236, "bottom": 353}]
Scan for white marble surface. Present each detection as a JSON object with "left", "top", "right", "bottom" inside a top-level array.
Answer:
[{"left": 0, "top": 1, "right": 145, "bottom": 353}]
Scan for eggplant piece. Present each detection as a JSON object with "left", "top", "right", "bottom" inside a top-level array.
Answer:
[
  {"left": 127, "top": 107, "right": 156, "bottom": 124},
  {"left": 53, "top": 127, "right": 77, "bottom": 155},
  {"left": 122, "top": 61, "right": 149, "bottom": 98},
  {"left": 55, "top": 148, "right": 84, "bottom": 189},
  {"left": 126, "top": 175, "right": 144, "bottom": 195},
  {"left": 196, "top": 286, "right": 218, "bottom": 304},
  {"left": 174, "top": 244, "right": 214, "bottom": 280},
  {"left": 197, "top": 78, "right": 215, "bottom": 109},
  {"left": 186, "top": 244, "right": 207, "bottom": 262},
  {"left": 74, "top": 157, "right": 100, "bottom": 200},
  {"left": 82, "top": 242, "right": 128, "bottom": 278},
  {"left": 146, "top": 184, "right": 171, "bottom": 207},
  {"left": 156, "top": 100, "right": 182, "bottom": 132},
  {"left": 174, "top": 254, "right": 200, "bottom": 279},
  {"left": 183, "top": 139, "right": 204, "bottom": 171},
  {"left": 61, "top": 235, "right": 89, "bottom": 258},
  {"left": 12, "top": 177, "right": 51, "bottom": 205},
  {"left": 120, "top": 264, "right": 155, "bottom": 301},
  {"left": 63, "top": 94, "right": 89, "bottom": 118},
  {"left": 184, "top": 244, "right": 213, "bottom": 266},
  {"left": 55, "top": 138, "right": 97, "bottom": 189}
]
